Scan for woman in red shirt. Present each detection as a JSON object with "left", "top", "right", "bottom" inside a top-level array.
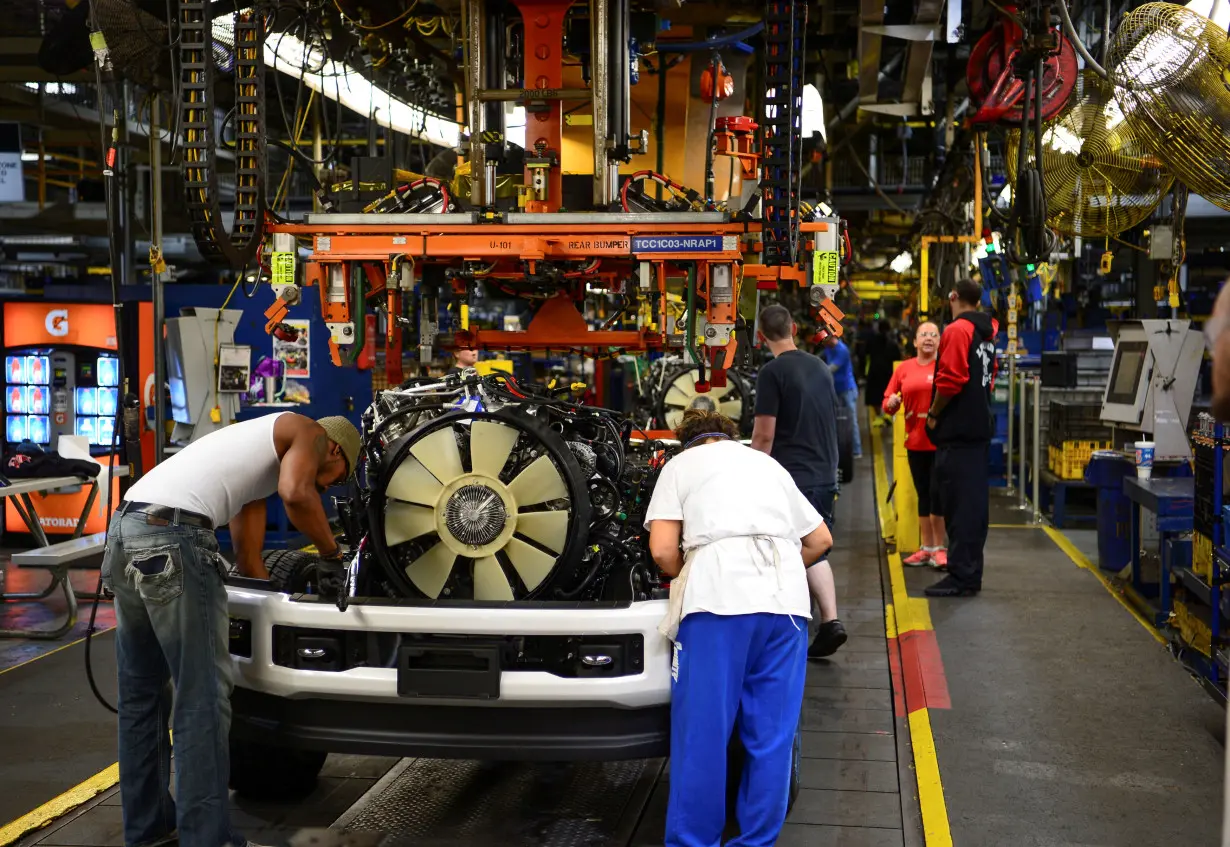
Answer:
[{"left": 883, "top": 322, "right": 947, "bottom": 568}]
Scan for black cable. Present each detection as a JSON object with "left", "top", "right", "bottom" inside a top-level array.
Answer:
[
  {"left": 703, "top": 51, "right": 720, "bottom": 201},
  {"left": 87, "top": 25, "right": 123, "bottom": 716}
]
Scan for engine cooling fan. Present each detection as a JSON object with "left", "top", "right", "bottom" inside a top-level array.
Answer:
[
  {"left": 653, "top": 365, "right": 753, "bottom": 434},
  {"left": 368, "top": 409, "right": 591, "bottom": 601}
]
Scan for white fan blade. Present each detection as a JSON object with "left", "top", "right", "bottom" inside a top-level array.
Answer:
[
  {"left": 405, "top": 540, "right": 457, "bottom": 598},
  {"left": 473, "top": 556, "right": 514, "bottom": 601},
  {"left": 503, "top": 537, "right": 556, "bottom": 591},
  {"left": 387, "top": 457, "right": 444, "bottom": 505},
  {"left": 516, "top": 510, "right": 569, "bottom": 554},
  {"left": 507, "top": 455, "right": 568, "bottom": 507},
  {"left": 410, "top": 426, "right": 465, "bottom": 484},
  {"left": 713, "top": 382, "right": 736, "bottom": 400},
  {"left": 664, "top": 383, "right": 697, "bottom": 406},
  {"left": 385, "top": 502, "right": 436, "bottom": 547},
  {"left": 719, "top": 400, "right": 744, "bottom": 419},
  {"left": 666, "top": 408, "right": 684, "bottom": 429},
  {"left": 470, "top": 420, "right": 520, "bottom": 479}
]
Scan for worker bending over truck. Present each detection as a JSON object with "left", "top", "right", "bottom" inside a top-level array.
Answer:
[
  {"left": 101, "top": 412, "right": 360, "bottom": 847},
  {"left": 647, "top": 408, "right": 832, "bottom": 846}
]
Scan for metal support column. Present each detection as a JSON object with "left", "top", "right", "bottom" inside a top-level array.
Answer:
[
  {"left": 1017, "top": 372, "right": 1028, "bottom": 510},
  {"left": 1006, "top": 355, "right": 1015, "bottom": 491},
  {"left": 590, "top": 0, "right": 611, "bottom": 206},
  {"left": 151, "top": 96, "right": 166, "bottom": 464},
  {"left": 1032, "top": 376, "right": 1042, "bottom": 523},
  {"left": 466, "top": 0, "right": 488, "bottom": 207}
]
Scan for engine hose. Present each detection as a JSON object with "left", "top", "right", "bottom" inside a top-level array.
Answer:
[{"left": 554, "top": 547, "right": 605, "bottom": 600}]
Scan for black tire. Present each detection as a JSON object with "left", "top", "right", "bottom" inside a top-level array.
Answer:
[
  {"left": 836, "top": 405, "right": 855, "bottom": 484},
  {"left": 228, "top": 737, "right": 327, "bottom": 801},
  {"left": 263, "top": 549, "right": 320, "bottom": 593},
  {"left": 724, "top": 723, "right": 803, "bottom": 826}
]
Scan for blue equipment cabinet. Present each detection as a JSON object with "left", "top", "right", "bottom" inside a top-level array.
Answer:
[{"left": 161, "top": 285, "right": 372, "bottom": 549}]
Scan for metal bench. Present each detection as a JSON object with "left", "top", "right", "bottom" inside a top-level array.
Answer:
[{"left": 0, "top": 469, "right": 128, "bottom": 640}]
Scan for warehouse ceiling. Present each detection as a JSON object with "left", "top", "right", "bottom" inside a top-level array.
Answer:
[{"left": 0, "top": 0, "right": 1201, "bottom": 286}]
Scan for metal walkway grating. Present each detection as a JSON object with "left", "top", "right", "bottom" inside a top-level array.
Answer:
[{"left": 337, "top": 758, "right": 662, "bottom": 847}]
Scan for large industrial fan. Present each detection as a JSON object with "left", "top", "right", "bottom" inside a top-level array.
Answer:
[
  {"left": 653, "top": 364, "right": 753, "bottom": 434},
  {"left": 1107, "top": 1, "right": 1230, "bottom": 211},
  {"left": 368, "top": 410, "right": 593, "bottom": 602},
  {"left": 1005, "top": 70, "right": 1174, "bottom": 236}
]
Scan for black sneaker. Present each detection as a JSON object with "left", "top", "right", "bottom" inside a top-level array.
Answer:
[
  {"left": 924, "top": 576, "right": 979, "bottom": 597},
  {"left": 808, "top": 619, "right": 848, "bottom": 658}
]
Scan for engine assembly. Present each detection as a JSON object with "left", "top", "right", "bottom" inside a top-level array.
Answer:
[{"left": 325, "top": 370, "right": 666, "bottom": 606}]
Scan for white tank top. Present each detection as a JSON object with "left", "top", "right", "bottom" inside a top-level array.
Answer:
[{"left": 126, "top": 412, "right": 288, "bottom": 527}]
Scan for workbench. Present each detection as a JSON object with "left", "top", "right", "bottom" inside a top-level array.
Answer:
[
  {"left": 1124, "top": 476, "right": 1194, "bottom": 626},
  {"left": 0, "top": 468, "right": 129, "bottom": 639}
]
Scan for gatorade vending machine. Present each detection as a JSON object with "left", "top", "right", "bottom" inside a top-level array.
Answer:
[{"left": 0, "top": 300, "right": 155, "bottom": 537}]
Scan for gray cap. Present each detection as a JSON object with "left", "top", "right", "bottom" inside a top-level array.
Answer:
[{"left": 316, "top": 416, "right": 361, "bottom": 480}]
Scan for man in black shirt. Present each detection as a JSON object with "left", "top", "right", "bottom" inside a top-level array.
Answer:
[
  {"left": 751, "top": 304, "right": 847, "bottom": 657},
  {"left": 924, "top": 279, "right": 999, "bottom": 597}
]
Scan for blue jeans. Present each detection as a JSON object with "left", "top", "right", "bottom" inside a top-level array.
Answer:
[
  {"left": 101, "top": 512, "right": 245, "bottom": 847},
  {"left": 666, "top": 612, "right": 807, "bottom": 847},
  {"left": 842, "top": 387, "right": 862, "bottom": 456}
]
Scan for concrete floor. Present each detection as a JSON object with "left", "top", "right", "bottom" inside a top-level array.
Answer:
[
  {"left": 2, "top": 450, "right": 923, "bottom": 847},
  {"left": 3, "top": 423, "right": 1226, "bottom": 846},
  {"left": 884, "top": 432, "right": 1227, "bottom": 846}
]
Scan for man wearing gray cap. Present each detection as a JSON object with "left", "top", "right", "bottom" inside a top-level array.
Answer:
[{"left": 102, "top": 412, "right": 359, "bottom": 847}]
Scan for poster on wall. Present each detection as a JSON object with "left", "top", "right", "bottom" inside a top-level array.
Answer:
[{"left": 273, "top": 319, "right": 311, "bottom": 378}]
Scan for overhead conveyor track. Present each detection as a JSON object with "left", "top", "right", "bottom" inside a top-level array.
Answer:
[{"left": 178, "top": 0, "right": 267, "bottom": 268}]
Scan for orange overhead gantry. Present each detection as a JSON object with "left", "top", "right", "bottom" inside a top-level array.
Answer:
[{"left": 262, "top": 214, "right": 844, "bottom": 389}]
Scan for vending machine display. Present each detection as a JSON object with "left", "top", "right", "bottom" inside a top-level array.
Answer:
[
  {"left": 0, "top": 300, "right": 155, "bottom": 538},
  {"left": 4, "top": 354, "right": 52, "bottom": 446}
]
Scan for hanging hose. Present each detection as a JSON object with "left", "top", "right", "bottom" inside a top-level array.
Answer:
[{"left": 703, "top": 51, "right": 721, "bottom": 201}]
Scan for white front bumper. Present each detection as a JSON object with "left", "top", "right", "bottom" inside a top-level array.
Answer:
[{"left": 226, "top": 586, "right": 673, "bottom": 710}]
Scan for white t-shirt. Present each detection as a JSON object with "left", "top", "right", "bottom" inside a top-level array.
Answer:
[
  {"left": 643, "top": 439, "right": 822, "bottom": 620},
  {"left": 126, "top": 413, "right": 287, "bottom": 527}
]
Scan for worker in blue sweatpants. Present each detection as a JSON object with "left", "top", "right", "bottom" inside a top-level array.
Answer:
[{"left": 646, "top": 409, "right": 833, "bottom": 847}]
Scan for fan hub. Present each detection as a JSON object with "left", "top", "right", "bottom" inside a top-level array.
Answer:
[{"left": 444, "top": 484, "right": 508, "bottom": 547}]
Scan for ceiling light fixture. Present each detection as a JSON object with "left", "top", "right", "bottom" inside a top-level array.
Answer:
[
  {"left": 802, "top": 84, "right": 827, "bottom": 142},
  {"left": 264, "top": 32, "right": 461, "bottom": 149}
]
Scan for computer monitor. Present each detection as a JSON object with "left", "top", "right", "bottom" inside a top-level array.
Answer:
[{"left": 1101, "top": 328, "right": 1152, "bottom": 425}]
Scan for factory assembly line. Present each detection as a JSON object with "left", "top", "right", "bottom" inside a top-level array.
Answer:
[{"left": 6, "top": 0, "right": 1230, "bottom": 843}]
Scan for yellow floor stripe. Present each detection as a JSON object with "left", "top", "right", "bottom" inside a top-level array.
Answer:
[
  {"left": 0, "top": 764, "right": 119, "bottom": 847},
  {"left": 870, "top": 418, "right": 953, "bottom": 847},
  {"left": 1041, "top": 525, "right": 1167, "bottom": 645},
  {"left": 908, "top": 708, "right": 954, "bottom": 847}
]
